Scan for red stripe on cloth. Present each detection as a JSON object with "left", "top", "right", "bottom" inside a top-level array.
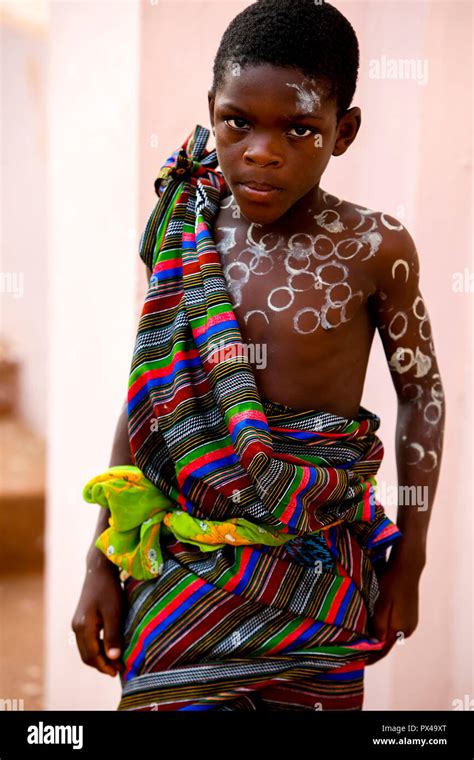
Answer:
[
  {"left": 128, "top": 348, "right": 201, "bottom": 396},
  {"left": 124, "top": 577, "right": 209, "bottom": 676},
  {"left": 177, "top": 444, "right": 237, "bottom": 484},
  {"left": 279, "top": 467, "right": 311, "bottom": 524},
  {"left": 325, "top": 576, "right": 352, "bottom": 625},
  {"left": 265, "top": 618, "right": 317, "bottom": 655}
]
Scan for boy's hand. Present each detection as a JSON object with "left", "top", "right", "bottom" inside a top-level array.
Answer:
[
  {"left": 365, "top": 561, "right": 420, "bottom": 666},
  {"left": 71, "top": 558, "right": 127, "bottom": 678}
]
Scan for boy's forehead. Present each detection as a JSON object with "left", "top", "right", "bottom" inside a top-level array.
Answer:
[{"left": 216, "top": 63, "right": 335, "bottom": 115}]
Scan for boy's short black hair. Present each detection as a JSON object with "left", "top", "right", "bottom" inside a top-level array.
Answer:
[{"left": 211, "top": 0, "right": 359, "bottom": 122}]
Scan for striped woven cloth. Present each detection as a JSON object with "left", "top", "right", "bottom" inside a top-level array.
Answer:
[
  {"left": 83, "top": 464, "right": 299, "bottom": 581},
  {"left": 112, "top": 123, "right": 403, "bottom": 710}
]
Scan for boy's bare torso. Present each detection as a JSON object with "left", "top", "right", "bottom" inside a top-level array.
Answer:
[{"left": 213, "top": 189, "right": 399, "bottom": 419}]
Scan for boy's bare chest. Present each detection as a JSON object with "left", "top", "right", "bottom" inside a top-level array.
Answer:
[{"left": 212, "top": 195, "right": 378, "bottom": 348}]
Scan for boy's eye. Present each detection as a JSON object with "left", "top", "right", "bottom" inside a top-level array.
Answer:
[
  {"left": 223, "top": 119, "right": 317, "bottom": 139},
  {"left": 288, "top": 125, "right": 314, "bottom": 138},
  {"left": 224, "top": 117, "right": 249, "bottom": 130}
]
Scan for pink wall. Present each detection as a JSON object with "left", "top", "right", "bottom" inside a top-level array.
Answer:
[
  {"left": 45, "top": 0, "right": 141, "bottom": 710},
  {"left": 1, "top": 12, "right": 48, "bottom": 435}
]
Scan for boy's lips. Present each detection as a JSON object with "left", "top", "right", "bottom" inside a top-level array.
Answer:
[
  {"left": 238, "top": 180, "right": 281, "bottom": 190},
  {"left": 235, "top": 179, "right": 283, "bottom": 202}
]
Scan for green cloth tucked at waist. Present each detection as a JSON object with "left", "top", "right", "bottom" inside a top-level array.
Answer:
[{"left": 83, "top": 465, "right": 297, "bottom": 581}]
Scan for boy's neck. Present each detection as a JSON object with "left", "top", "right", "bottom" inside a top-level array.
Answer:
[
  {"left": 263, "top": 183, "right": 325, "bottom": 233},
  {"left": 225, "top": 182, "right": 326, "bottom": 234}
]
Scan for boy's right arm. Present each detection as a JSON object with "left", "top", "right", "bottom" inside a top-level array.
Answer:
[
  {"left": 71, "top": 398, "right": 131, "bottom": 678},
  {"left": 72, "top": 265, "right": 152, "bottom": 677},
  {"left": 85, "top": 396, "right": 133, "bottom": 573}
]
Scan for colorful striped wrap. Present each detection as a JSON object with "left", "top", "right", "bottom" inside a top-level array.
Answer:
[{"left": 84, "top": 124, "right": 403, "bottom": 710}]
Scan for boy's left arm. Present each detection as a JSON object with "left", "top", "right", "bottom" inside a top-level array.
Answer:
[{"left": 366, "top": 215, "right": 446, "bottom": 663}]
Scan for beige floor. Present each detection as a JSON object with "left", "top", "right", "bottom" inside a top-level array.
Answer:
[{"left": 0, "top": 572, "right": 44, "bottom": 711}]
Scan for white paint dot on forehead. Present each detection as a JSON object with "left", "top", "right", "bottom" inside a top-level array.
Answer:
[{"left": 286, "top": 82, "right": 322, "bottom": 112}]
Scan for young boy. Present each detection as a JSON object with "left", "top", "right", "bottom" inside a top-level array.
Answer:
[{"left": 72, "top": 0, "right": 445, "bottom": 711}]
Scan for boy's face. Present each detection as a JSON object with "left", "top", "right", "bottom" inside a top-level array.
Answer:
[{"left": 208, "top": 63, "right": 361, "bottom": 226}]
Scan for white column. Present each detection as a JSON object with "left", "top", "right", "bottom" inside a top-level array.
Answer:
[{"left": 45, "top": 0, "right": 140, "bottom": 709}]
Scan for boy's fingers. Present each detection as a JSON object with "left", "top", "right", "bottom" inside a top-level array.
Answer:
[
  {"left": 103, "top": 611, "right": 122, "bottom": 659},
  {"left": 102, "top": 605, "right": 125, "bottom": 671},
  {"left": 97, "top": 639, "right": 122, "bottom": 676},
  {"left": 366, "top": 629, "right": 398, "bottom": 665},
  {"left": 73, "top": 614, "right": 98, "bottom": 662},
  {"left": 366, "top": 645, "right": 388, "bottom": 665},
  {"left": 75, "top": 615, "right": 119, "bottom": 677}
]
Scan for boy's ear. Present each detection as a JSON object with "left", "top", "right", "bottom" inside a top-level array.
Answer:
[
  {"left": 332, "top": 107, "right": 362, "bottom": 157},
  {"left": 208, "top": 89, "right": 215, "bottom": 131}
]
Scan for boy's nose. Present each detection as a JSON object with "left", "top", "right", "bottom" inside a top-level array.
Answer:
[{"left": 243, "top": 150, "right": 281, "bottom": 168}]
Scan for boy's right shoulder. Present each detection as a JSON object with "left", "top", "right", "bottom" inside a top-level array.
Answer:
[
  {"left": 337, "top": 198, "right": 416, "bottom": 259},
  {"left": 334, "top": 196, "right": 403, "bottom": 232},
  {"left": 330, "top": 196, "right": 420, "bottom": 288}
]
